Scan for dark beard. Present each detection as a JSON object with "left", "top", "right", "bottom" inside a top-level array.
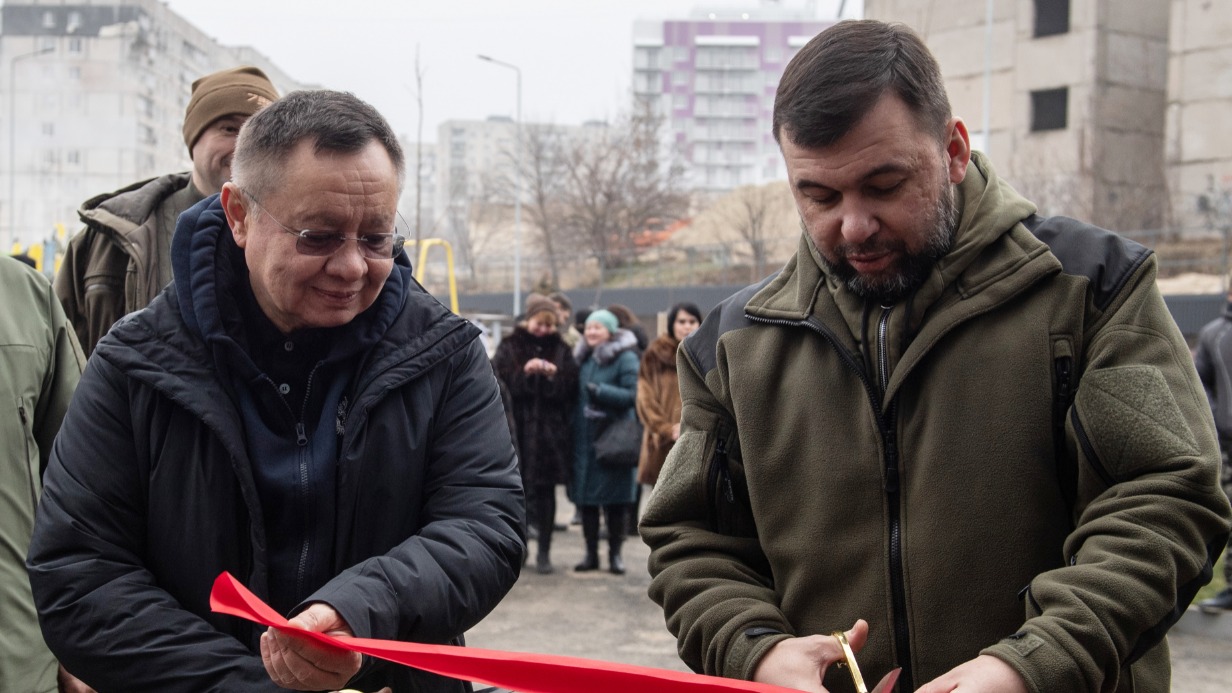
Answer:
[{"left": 816, "top": 181, "right": 959, "bottom": 304}]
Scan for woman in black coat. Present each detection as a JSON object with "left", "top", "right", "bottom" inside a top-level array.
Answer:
[{"left": 492, "top": 297, "right": 579, "bottom": 574}]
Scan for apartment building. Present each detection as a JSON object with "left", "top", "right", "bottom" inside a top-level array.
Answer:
[
  {"left": 1, "top": 0, "right": 308, "bottom": 249},
  {"left": 866, "top": 0, "right": 1231, "bottom": 234},
  {"left": 632, "top": 6, "right": 831, "bottom": 194}
]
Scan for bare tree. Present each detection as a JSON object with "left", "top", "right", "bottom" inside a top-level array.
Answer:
[
  {"left": 447, "top": 171, "right": 508, "bottom": 286},
  {"left": 517, "top": 125, "right": 572, "bottom": 288},
  {"left": 723, "top": 183, "right": 781, "bottom": 281},
  {"left": 558, "top": 108, "right": 689, "bottom": 284}
]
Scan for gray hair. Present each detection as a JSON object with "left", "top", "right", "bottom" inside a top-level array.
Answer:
[{"left": 231, "top": 89, "right": 405, "bottom": 199}]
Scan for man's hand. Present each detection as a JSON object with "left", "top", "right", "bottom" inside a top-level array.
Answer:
[
  {"left": 57, "top": 665, "right": 97, "bottom": 693},
  {"left": 261, "top": 603, "right": 362, "bottom": 691},
  {"left": 915, "top": 654, "right": 1028, "bottom": 693},
  {"left": 752, "top": 620, "right": 900, "bottom": 693}
]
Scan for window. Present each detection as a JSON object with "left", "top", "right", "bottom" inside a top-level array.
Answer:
[
  {"left": 1034, "top": 0, "right": 1070, "bottom": 38},
  {"left": 1030, "top": 88, "right": 1068, "bottom": 131},
  {"left": 41, "top": 122, "right": 55, "bottom": 137},
  {"left": 69, "top": 38, "right": 83, "bottom": 54},
  {"left": 42, "top": 11, "right": 56, "bottom": 29},
  {"left": 67, "top": 150, "right": 81, "bottom": 165}
]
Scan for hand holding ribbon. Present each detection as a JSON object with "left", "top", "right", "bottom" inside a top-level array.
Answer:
[{"left": 211, "top": 572, "right": 812, "bottom": 693}]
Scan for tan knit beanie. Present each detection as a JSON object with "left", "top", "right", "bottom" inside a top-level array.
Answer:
[{"left": 182, "top": 66, "right": 278, "bottom": 153}]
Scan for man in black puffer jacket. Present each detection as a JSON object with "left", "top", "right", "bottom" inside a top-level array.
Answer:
[{"left": 28, "top": 90, "right": 524, "bottom": 692}]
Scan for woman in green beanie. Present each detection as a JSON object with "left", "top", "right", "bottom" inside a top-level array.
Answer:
[{"left": 571, "top": 310, "right": 640, "bottom": 574}]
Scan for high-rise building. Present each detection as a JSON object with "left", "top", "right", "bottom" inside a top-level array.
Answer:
[
  {"left": 632, "top": 6, "right": 831, "bottom": 195},
  {"left": 1, "top": 0, "right": 309, "bottom": 250}
]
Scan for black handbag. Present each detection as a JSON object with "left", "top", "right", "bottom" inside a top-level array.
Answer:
[{"left": 593, "top": 416, "right": 643, "bottom": 468}]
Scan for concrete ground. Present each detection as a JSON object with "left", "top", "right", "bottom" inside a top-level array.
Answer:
[{"left": 465, "top": 493, "right": 1232, "bottom": 692}]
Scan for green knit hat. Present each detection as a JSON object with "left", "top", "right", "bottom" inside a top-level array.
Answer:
[
  {"left": 182, "top": 66, "right": 278, "bottom": 153},
  {"left": 585, "top": 309, "right": 619, "bottom": 334}
]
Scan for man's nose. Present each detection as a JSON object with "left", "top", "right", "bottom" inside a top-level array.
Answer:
[
  {"left": 839, "top": 203, "right": 878, "bottom": 245},
  {"left": 325, "top": 240, "right": 367, "bottom": 280}
]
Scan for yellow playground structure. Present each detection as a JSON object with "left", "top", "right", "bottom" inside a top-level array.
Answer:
[{"left": 408, "top": 238, "right": 459, "bottom": 313}]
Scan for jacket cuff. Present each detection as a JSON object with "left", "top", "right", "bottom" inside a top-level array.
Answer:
[
  {"left": 730, "top": 627, "right": 792, "bottom": 681},
  {"left": 981, "top": 630, "right": 1081, "bottom": 693}
]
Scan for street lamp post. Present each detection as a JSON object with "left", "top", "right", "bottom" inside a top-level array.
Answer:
[
  {"left": 477, "top": 54, "right": 523, "bottom": 317},
  {"left": 7, "top": 45, "right": 54, "bottom": 252}
]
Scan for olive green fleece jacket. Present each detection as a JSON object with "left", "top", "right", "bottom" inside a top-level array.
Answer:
[
  {"left": 0, "top": 257, "right": 84, "bottom": 692},
  {"left": 642, "top": 153, "right": 1232, "bottom": 693},
  {"left": 55, "top": 172, "right": 202, "bottom": 356}
]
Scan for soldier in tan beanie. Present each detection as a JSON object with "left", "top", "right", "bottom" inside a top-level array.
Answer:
[{"left": 56, "top": 66, "right": 279, "bottom": 356}]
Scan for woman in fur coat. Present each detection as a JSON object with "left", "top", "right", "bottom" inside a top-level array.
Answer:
[
  {"left": 636, "top": 303, "right": 702, "bottom": 486},
  {"left": 492, "top": 296, "right": 579, "bottom": 574}
]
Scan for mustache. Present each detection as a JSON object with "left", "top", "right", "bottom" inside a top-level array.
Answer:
[{"left": 831, "top": 236, "right": 906, "bottom": 259}]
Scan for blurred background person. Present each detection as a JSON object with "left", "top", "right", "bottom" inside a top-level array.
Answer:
[
  {"left": 572, "top": 309, "right": 640, "bottom": 575},
  {"left": 1, "top": 256, "right": 84, "bottom": 692},
  {"left": 636, "top": 303, "right": 702, "bottom": 489},
  {"left": 1193, "top": 287, "right": 1232, "bottom": 612},
  {"left": 607, "top": 303, "right": 649, "bottom": 355},
  {"left": 493, "top": 296, "right": 579, "bottom": 574},
  {"left": 550, "top": 291, "right": 581, "bottom": 350}
]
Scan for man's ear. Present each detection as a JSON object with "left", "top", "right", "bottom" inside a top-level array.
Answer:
[
  {"left": 220, "top": 182, "right": 250, "bottom": 249},
  {"left": 944, "top": 117, "right": 971, "bottom": 185}
]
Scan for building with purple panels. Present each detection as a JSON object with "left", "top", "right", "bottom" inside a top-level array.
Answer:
[{"left": 633, "top": 6, "right": 831, "bottom": 194}]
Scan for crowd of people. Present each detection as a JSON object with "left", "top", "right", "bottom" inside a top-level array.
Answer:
[
  {"left": 3, "top": 17, "right": 1232, "bottom": 693},
  {"left": 492, "top": 294, "right": 702, "bottom": 577}
]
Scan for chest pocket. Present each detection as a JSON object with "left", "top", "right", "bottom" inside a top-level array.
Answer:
[{"left": 1, "top": 344, "right": 47, "bottom": 518}]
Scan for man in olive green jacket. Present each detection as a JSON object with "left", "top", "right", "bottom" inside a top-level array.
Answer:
[
  {"left": 642, "top": 20, "right": 1232, "bottom": 693},
  {"left": 55, "top": 66, "right": 277, "bottom": 355},
  {"left": 0, "top": 257, "right": 84, "bottom": 692}
]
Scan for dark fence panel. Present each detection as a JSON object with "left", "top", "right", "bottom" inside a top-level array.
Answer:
[{"left": 452, "top": 287, "right": 1227, "bottom": 343}]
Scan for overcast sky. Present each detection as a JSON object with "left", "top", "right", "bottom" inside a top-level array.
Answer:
[{"left": 161, "top": 0, "right": 862, "bottom": 141}]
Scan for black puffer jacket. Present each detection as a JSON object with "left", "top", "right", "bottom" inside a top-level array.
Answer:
[{"left": 28, "top": 202, "right": 524, "bottom": 691}]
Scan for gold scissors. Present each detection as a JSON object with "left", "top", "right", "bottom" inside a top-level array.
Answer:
[
  {"left": 831, "top": 630, "right": 869, "bottom": 693},
  {"left": 830, "top": 631, "right": 902, "bottom": 693}
]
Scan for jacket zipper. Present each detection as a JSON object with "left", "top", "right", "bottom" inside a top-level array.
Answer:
[
  {"left": 1052, "top": 356, "right": 1077, "bottom": 517},
  {"left": 705, "top": 423, "right": 732, "bottom": 530},
  {"left": 875, "top": 306, "right": 911, "bottom": 692},
  {"left": 19, "top": 403, "right": 38, "bottom": 508},
  {"left": 294, "top": 363, "right": 321, "bottom": 599},
  {"left": 1070, "top": 407, "right": 1116, "bottom": 488},
  {"left": 746, "top": 311, "right": 914, "bottom": 692}
]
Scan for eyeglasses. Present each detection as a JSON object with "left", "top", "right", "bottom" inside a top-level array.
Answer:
[{"left": 240, "top": 189, "right": 405, "bottom": 260}]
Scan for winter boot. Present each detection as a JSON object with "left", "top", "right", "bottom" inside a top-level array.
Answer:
[
  {"left": 574, "top": 506, "right": 601, "bottom": 571},
  {"left": 605, "top": 504, "right": 627, "bottom": 575}
]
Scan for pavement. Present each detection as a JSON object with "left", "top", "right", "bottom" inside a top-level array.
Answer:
[{"left": 465, "top": 492, "right": 1232, "bottom": 692}]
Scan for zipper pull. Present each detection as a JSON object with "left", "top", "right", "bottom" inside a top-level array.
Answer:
[
  {"left": 295, "top": 423, "right": 308, "bottom": 447},
  {"left": 18, "top": 403, "right": 28, "bottom": 425}
]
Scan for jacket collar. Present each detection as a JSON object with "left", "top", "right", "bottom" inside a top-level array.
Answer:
[
  {"left": 77, "top": 172, "right": 195, "bottom": 240},
  {"left": 746, "top": 152, "right": 1049, "bottom": 327},
  {"left": 574, "top": 328, "right": 638, "bottom": 365}
]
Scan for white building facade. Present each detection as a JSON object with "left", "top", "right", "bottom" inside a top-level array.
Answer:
[{"left": 1, "top": 0, "right": 308, "bottom": 250}]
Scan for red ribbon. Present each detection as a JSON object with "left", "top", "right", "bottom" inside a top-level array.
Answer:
[{"left": 211, "top": 572, "right": 797, "bottom": 693}]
